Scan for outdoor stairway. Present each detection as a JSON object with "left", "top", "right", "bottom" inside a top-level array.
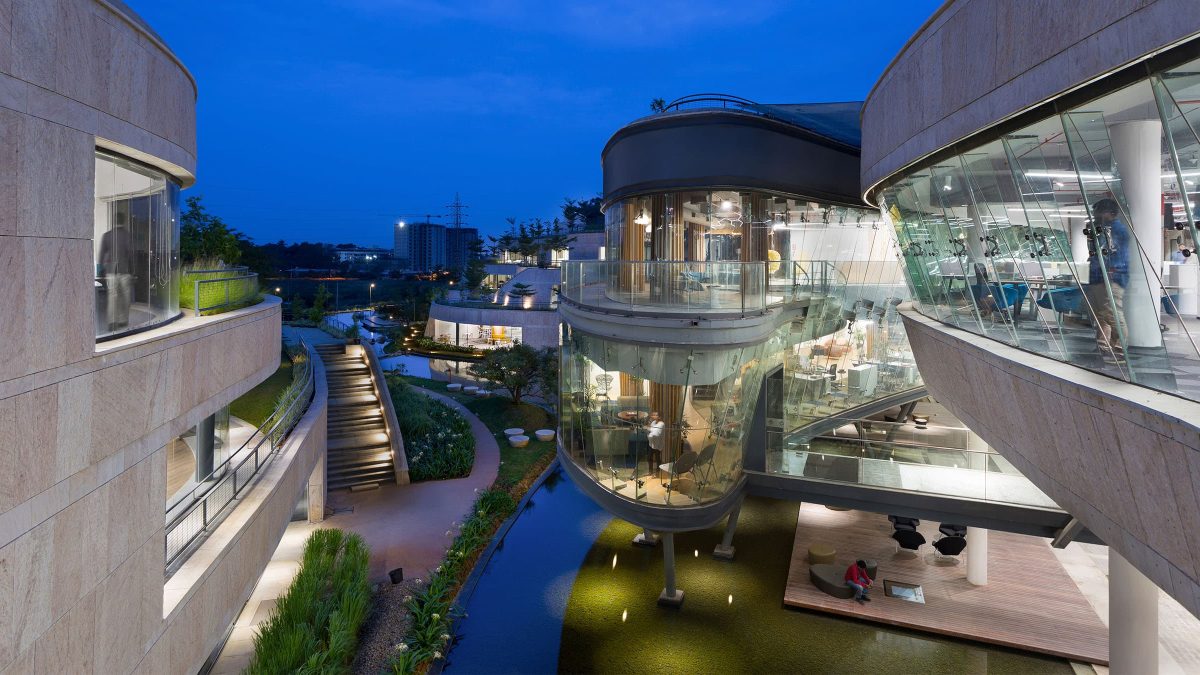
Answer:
[{"left": 315, "top": 343, "right": 396, "bottom": 491}]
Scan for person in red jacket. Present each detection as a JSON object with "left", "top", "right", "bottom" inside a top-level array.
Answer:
[{"left": 845, "top": 559, "right": 872, "bottom": 603}]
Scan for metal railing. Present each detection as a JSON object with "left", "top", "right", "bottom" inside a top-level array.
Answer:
[
  {"left": 164, "top": 339, "right": 316, "bottom": 571},
  {"left": 183, "top": 266, "right": 260, "bottom": 315}
]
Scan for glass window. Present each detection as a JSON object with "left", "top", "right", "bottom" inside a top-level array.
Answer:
[
  {"left": 94, "top": 151, "right": 181, "bottom": 339},
  {"left": 881, "top": 58, "right": 1200, "bottom": 402}
]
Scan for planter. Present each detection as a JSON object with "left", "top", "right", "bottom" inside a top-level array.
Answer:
[
  {"left": 464, "top": 386, "right": 479, "bottom": 395},
  {"left": 508, "top": 435, "right": 529, "bottom": 448},
  {"left": 503, "top": 428, "right": 524, "bottom": 437},
  {"left": 447, "top": 383, "right": 463, "bottom": 392},
  {"left": 535, "top": 429, "right": 556, "bottom": 442},
  {"left": 476, "top": 389, "right": 490, "bottom": 398}
]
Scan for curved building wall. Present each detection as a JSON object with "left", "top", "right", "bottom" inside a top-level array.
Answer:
[
  {"left": 876, "top": 46, "right": 1200, "bottom": 404},
  {"left": 604, "top": 111, "right": 862, "bottom": 207},
  {"left": 560, "top": 181, "right": 923, "bottom": 524},
  {"left": 861, "top": 0, "right": 1200, "bottom": 193},
  {"left": 0, "top": 3, "right": 290, "bottom": 673}
]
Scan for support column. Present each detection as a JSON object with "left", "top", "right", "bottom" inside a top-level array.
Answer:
[
  {"left": 966, "top": 526, "right": 987, "bottom": 586},
  {"left": 1110, "top": 551, "right": 1158, "bottom": 675},
  {"left": 713, "top": 498, "right": 743, "bottom": 560},
  {"left": 658, "top": 532, "right": 684, "bottom": 607},
  {"left": 195, "top": 413, "right": 216, "bottom": 480},
  {"left": 1109, "top": 120, "right": 1164, "bottom": 348},
  {"left": 307, "top": 450, "right": 326, "bottom": 523}
]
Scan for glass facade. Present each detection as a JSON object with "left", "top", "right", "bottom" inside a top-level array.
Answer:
[
  {"left": 879, "top": 53, "right": 1200, "bottom": 402},
  {"left": 94, "top": 150, "right": 181, "bottom": 339},
  {"left": 561, "top": 188, "right": 928, "bottom": 508},
  {"left": 561, "top": 326, "right": 773, "bottom": 505}
]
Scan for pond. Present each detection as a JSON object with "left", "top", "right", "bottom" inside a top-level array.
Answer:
[
  {"left": 441, "top": 464, "right": 1074, "bottom": 674},
  {"left": 445, "top": 467, "right": 609, "bottom": 673}
]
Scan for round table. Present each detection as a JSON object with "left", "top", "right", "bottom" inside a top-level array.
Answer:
[{"left": 808, "top": 543, "right": 837, "bottom": 565}]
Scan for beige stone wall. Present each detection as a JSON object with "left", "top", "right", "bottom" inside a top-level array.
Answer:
[
  {"left": 146, "top": 355, "right": 328, "bottom": 675},
  {"left": 861, "top": 0, "right": 1200, "bottom": 194},
  {"left": 0, "top": 3, "right": 313, "bottom": 673},
  {"left": 900, "top": 308, "right": 1200, "bottom": 620}
]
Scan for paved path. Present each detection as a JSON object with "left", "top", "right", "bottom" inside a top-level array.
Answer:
[
  {"left": 324, "top": 387, "right": 501, "bottom": 582},
  {"left": 210, "top": 386, "right": 500, "bottom": 673}
]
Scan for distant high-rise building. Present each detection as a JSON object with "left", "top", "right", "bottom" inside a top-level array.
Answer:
[
  {"left": 401, "top": 222, "right": 447, "bottom": 272},
  {"left": 393, "top": 220, "right": 410, "bottom": 268},
  {"left": 447, "top": 226, "right": 480, "bottom": 275}
]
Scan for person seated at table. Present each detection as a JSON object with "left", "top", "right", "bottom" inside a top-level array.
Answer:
[{"left": 845, "top": 559, "right": 873, "bottom": 604}]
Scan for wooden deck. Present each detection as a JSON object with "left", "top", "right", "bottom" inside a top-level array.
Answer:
[{"left": 784, "top": 504, "right": 1108, "bottom": 665}]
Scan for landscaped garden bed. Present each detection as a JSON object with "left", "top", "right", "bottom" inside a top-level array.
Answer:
[
  {"left": 387, "top": 376, "right": 475, "bottom": 481},
  {"left": 248, "top": 528, "right": 371, "bottom": 674}
]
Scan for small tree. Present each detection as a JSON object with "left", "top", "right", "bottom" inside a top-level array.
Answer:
[
  {"left": 308, "top": 283, "right": 332, "bottom": 322},
  {"left": 290, "top": 294, "right": 307, "bottom": 322},
  {"left": 650, "top": 98, "right": 667, "bottom": 113},
  {"left": 469, "top": 343, "right": 541, "bottom": 405},
  {"left": 536, "top": 347, "right": 559, "bottom": 413},
  {"left": 465, "top": 258, "right": 487, "bottom": 296},
  {"left": 507, "top": 282, "right": 536, "bottom": 304}
]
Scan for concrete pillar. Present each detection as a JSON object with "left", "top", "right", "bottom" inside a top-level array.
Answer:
[
  {"left": 1109, "top": 120, "right": 1164, "bottom": 348},
  {"left": 195, "top": 413, "right": 216, "bottom": 480},
  {"left": 966, "top": 526, "right": 987, "bottom": 586},
  {"left": 307, "top": 450, "right": 326, "bottom": 523},
  {"left": 658, "top": 532, "right": 684, "bottom": 607},
  {"left": 1110, "top": 550, "right": 1158, "bottom": 675},
  {"left": 1108, "top": 550, "right": 1156, "bottom": 667},
  {"left": 713, "top": 498, "right": 743, "bottom": 560}
]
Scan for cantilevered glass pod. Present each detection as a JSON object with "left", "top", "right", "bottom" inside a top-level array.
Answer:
[
  {"left": 560, "top": 325, "right": 776, "bottom": 506},
  {"left": 877, "top": 51, "right": 1200, "bottom": 403}
]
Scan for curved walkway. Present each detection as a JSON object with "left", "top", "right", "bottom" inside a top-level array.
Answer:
[
  {"left": 209, "top": 386, "right": 499, "bottom": 673},
  {"left": 324, "top": 386, "right": 501, "bottom": 582}
]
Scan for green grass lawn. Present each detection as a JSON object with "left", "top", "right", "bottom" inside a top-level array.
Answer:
[
  {"left": 398, "top": 375, "right": 556, "bottom": 489},
  {"left": 230, "top": 352, "right": 293, "bottom": 427},
  {"left": 559, "top": 497, "right": 1073, "bottom": 675}
]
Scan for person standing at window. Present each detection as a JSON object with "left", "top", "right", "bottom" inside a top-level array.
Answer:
[
  {"left": 1084, "top": 199, "right": 1129, "bottom": 359},
  {"left": 100, "top": 212, "right": 134, "bottom": 332},
  {"left": 646, "top": 411, "right": 665, "bottom": 476}
]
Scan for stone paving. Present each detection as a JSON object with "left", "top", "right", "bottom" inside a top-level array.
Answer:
[{"left": 209, "top": 384, "right": 500, "bottom": 673}]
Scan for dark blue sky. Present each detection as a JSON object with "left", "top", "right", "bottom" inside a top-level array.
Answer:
[{"left": 128, "top": 1, "right": 940, "bottom": 247}]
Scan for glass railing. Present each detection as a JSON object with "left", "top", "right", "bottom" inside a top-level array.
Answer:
[
  {"left": 770, "top": 424, "right": 1058, "bottom": 510},
  {"left": 560, "top": 416, "right": 743, "bottom": 507},
  {"left": 561, "top": 260, "right": 774, "bottom": 314},
  {"left": 164, "top": 339, "right": 315, "bottom": 573},
  {"left": 181, "top": 266, "right": 261, "bottom": 316},
  {"left": 880, "top": 55, "right": 1200, "bottom": 405},
  {"left": 435, "top": 298, "right": 557, "bottom": 311}
]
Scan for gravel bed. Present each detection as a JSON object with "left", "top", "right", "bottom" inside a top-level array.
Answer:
[{"left": 353, "top": 578, "right": 425, "bottom": 674}]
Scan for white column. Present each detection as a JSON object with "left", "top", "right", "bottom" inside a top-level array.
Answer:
[
  {"left": 307, "top": 451, "right": 326, "bottom": 523},
  {"left": 1109, "top": 120, "right": 1164, "bottom": 348},
  {"left": 1109, "top": 550, "right": 1158, "bottom": 675},
  {"left": 966, "top": 526, "right": 987, "bottom": 586}
]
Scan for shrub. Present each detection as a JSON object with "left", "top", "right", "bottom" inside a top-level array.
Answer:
[
  {"left": 388, "top": 377, "right": 475, "bottom": 481},
  {"left": 247, "top": 529, "right": 371, "bottom": 674},
  {"left": 389, "top": 488, "right": 518, "bottom": 674}
]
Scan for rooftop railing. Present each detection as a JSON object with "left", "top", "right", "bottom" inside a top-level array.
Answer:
[
  {"left": 560, "top": 260, "right": 850, "bottom": 316},
  {"left": 164, "top": 338, "right": 315, "bottom": 573},
  {"left": 436, "top": 298, "right": 558, "bottom": 311}
]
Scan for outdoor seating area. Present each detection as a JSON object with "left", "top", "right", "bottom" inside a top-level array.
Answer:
[{"left": 783, "top": 504, "right": 1108, "bottom": 665}]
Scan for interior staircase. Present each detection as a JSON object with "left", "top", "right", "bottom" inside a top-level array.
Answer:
[{"left": 315, "top": 343, "right": 396, "bottom": 491}]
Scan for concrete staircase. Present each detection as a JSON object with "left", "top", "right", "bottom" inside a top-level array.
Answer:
[{"left": 315, "top": 343, "right": 396, "bottom": 491}]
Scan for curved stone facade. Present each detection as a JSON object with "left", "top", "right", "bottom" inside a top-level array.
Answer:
[
  {"left": 901, "top": 308, "right": 1200, "bottom": 618},
  {"left": 861, "top": 0, "right": 1200, "bottom": 195},
  {"left": 0, "top": 3, "right": 292, "bottom": 673}
]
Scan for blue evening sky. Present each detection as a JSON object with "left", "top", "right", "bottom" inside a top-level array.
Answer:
[{"left": 127, "top": 1, "right": 940, "bottom": 247}]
